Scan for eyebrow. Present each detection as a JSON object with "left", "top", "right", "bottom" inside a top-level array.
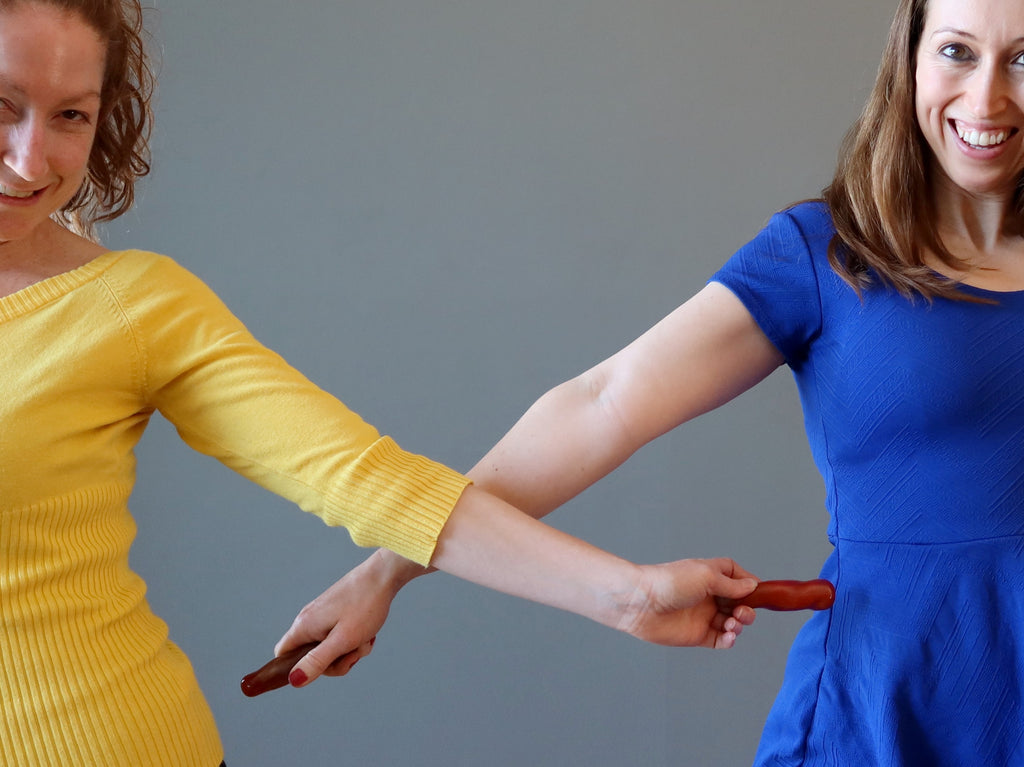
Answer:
[
  {"left": 931, "top": 26, "right": 974, "bottom": 39},
  {"left": 0, "top": 74, "right": 101, "bottom": 103},
  {"left": 930, "top": 26, "right": 1024, "bottom": 46}
]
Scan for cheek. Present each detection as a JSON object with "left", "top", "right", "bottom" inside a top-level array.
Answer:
[
  {"left": 915, "top": 73, "right": 935, "bottom": 116},
  {"left": 54, "top": 132, "right": 96, "bottom": 180},
  {"left": 913, "top": 90, "right": 934, "bottom": 148},
  {"left": 914, "top": 72, "right": 950, "bottom": 139},
  {"left": 914, "top": 69, "right": 929, "bottom": 126}
]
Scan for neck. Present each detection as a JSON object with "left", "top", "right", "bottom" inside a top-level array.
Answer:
[
  {"left": 0, "top": 220, "right": 106, "bottom": 298},
  {"left": 930, "top": 176, "right": 1023, "bottom": 252},
  {"left": 922, "top": 176, "right": 1024, "bottom": 292}
]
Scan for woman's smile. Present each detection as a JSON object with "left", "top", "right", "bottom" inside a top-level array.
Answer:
[
  {"left": 915, "top": 0, "right": 1024, "bottom": 200},
  {"left": 0, "top": 4, "right": 103, "bottom": 246},
  {"left": 950, "top": 119, "right": 1015, "bottom": 149}
]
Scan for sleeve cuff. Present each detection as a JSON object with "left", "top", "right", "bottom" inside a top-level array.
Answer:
[{"left": 318, "top": 436, "right": 472, "bottom": 566}]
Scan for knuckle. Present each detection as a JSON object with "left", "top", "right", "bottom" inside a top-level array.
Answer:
[{"left": 303, "top": 648, "right": 329, "bottom": 674}]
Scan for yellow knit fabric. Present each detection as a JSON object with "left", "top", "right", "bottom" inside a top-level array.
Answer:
[{"left": 0, "top": 250, "right": 471, "bottom": 766}]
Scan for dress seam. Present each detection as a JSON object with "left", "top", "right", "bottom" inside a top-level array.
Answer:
[{"left": 783, "top": 206, "right": 837, "bottom": 766}]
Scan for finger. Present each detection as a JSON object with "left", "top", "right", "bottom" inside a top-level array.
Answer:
[
  {"left": 323, "top": 637, "right": 376, "bottom": 678},
  {"left": 288, "top": 641, "right": 339, "bottom": 688},
  {"left": 292, "top": 632, "right": 378, "bottom": 686},
  {"left": 714, "top": 627, "right": 738, "bottom": 650},
  {"left": 726, "top": 559, "right": 760, "bottom": 582},
  {"left": 708, "top": 570, "right": 759, "bottom": 601},
  {"left": 273, "top": 607, "right": 319, "bottom": 658},
  {"left": 730, "top": 604, "right": 757, "bottom": 625},
  {"left": 707, "top": 608, "right": 757, "bottom": 650},
  {"left": 704, "top": 556, "right": 759, "bottom": 581},
  {"left": 722, "top": 615, "right": 749, "bottom": 637},
  {"left": 273, "top": 626, "right": 306, "bottom": 658},
  {"left": 714, "top": 613, "right": 755, "bottom": 649}
]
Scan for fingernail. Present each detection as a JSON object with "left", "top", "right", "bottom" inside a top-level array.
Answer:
[{"left": 289, "top": 668, "right": 308, "bottom": 687}]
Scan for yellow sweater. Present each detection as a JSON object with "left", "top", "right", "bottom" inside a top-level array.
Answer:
[{"left": 0, "top": 250, "right": 471, "bottom": 766}]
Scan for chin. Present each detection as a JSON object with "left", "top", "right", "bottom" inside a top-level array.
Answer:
[{"left": 936, "top": 166, "right": 1019, "bottom": 200}]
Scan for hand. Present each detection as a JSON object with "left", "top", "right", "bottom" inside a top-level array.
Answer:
[
  {"left": 615, "top": 558, "right": 759, "bottom": 649},
  {"left": 273, "top": 549, "right": 426, "bottom": 687}
]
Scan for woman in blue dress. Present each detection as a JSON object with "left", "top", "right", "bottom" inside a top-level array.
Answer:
[{"left": 275, "top": 0, "right": 1024, "bottom": 762}]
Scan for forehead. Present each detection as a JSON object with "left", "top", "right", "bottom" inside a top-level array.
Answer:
[
  {"left": 921, "top": 0, "right": 1024, "bottom": 38},
  {"left": 0, "top": 2, "right": 105, "bottom": 98}
]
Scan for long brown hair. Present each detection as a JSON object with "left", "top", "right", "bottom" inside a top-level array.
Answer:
[
  {"left": 2, "top": 0, "right": 155, "bottom": 238},
  {"left": 823, "top": 0, "right": 1024, "bottom": 300}
]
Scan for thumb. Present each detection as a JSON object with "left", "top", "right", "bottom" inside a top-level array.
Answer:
[
  {"left": 287, "top": 641, "right": 334, "bottom": 688},
  {"left": 709, "top": 571, "right": 759, "bottom": 601},
  {"left": 289, "top": 633, "right": 377, "bottom": 687}
]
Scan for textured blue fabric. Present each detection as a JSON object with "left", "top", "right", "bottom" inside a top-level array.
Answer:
[{"left": 711, "top": 201, "right": 1024, "bottom": 766}]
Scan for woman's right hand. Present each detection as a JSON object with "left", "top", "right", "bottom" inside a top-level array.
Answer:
[
  {"left": 275, "top": 549, "right": 426, "bottom": 687},
  {"left": 615, "top": 558, "right": 759, "bottom": 648}
]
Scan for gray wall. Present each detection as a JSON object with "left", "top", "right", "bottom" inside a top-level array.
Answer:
[{"left": 105, "top": 2, "right": 894, "bottom": 765}]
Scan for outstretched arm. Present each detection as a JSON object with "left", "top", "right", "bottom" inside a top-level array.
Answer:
[
  {"left": 466, "top": 281, "right": 783, "bottom": 514},
  {"left": 277, "top": 483, "right": 759, "bottom": 687},
  {"left": 429, "top": 485, "right": 759, "bottom": 648},
  {"left": 275, "top": 283, "right": 781, "bottom": 684}
]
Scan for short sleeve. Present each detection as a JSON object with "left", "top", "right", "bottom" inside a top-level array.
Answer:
[{"left": 709, "top": 204, "right": 828, "bottom": 365}]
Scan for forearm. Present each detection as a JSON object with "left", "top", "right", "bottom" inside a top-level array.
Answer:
[
  {"left": 369, "top": 380, "right": 635, "bottom": 590},
  {"left": 279, "top": 485, "right": 757, "bottom": 680},
  {"left": 366, "top": 373, "right": 635, "bottom": 584},
  {"left": 428, "top": 485, "right": 643, "bottom": 631}
]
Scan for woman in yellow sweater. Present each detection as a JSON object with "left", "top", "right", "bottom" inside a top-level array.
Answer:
[{"left": 0, "top": 1, "right": 759, "bottom": 765}]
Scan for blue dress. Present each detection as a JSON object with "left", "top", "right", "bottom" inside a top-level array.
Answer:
[{"left": 711, "top": 202, "right": 1024, "bottom": 766}]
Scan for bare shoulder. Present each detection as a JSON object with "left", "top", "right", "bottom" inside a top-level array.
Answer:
[{"left": 49, "top": 221, "right": 110, "bottom": 266}]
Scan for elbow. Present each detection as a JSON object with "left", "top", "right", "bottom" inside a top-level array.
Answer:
[{"left": 567, "top": 366, "right": 644, "bottom": 456}]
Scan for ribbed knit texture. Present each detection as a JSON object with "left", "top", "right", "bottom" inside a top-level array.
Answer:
[{"left": 0, "top": 250, "right": 470, "bottom": 766}]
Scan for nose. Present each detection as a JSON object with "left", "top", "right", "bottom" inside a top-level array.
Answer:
[
  {"left": 3, "top": 117, "right": 50, "bottom": 183},
  {"left": 966, "top": 62, "right": 1009, "bottom": 118}
]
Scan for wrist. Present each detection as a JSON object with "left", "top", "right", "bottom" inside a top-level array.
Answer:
[
  {"left": 369, "top": 548, "right": 434, "bottom": 592},
  {"left": 607, "top": 562, "right": 651, "bottom": 636}
]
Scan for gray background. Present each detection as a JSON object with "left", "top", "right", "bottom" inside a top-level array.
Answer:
[{"left": 103, "top": 2, "right": 894, "bottom": 765}]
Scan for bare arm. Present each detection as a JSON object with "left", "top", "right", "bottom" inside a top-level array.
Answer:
[
  {"left": 362, "top": 282, "right": 781, "bottom": 582},
  {"left": 275, "top": 283, "right": 781, "bottom": 682},
  {"left": 275, "top": 480, "right": 760, "bottom": 688},
  {"left": 468, "top": 281, "right": 783, "bottom": 514},
  {"left": 430, "top": 484, "right": 758, "bottom": 645}
]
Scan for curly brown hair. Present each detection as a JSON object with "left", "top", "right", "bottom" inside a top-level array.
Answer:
[
  {"left": 2, "top": 0, "right": 156, "bottom": 238},
  {"left": 823, "top": 0, "right": 1024, "bottom": 300}
]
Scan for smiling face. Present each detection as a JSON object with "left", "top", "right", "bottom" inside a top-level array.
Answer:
[
  {"left": 0, "top": 2, "right": 105, "bottom": 247},
  {"left": 914, "top": 0, "right": 1024, "bottom": 203}
]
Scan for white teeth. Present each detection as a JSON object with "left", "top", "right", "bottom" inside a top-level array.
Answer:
[
  {"left": 0, "top": 184, "right": 33, "bottom": 198},
  {"left": 955, "top": 123, "right": 1009, "bottom": 148}
]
